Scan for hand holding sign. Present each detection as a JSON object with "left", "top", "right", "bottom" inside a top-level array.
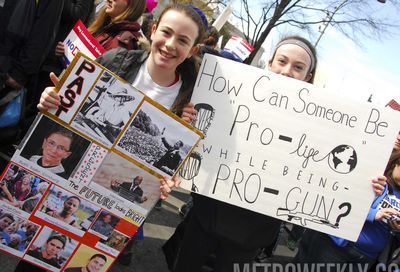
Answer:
[{"left": 37, "top": 73, "right": 60, "bottom": 111}]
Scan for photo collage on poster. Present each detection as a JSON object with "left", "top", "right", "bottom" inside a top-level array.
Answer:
[{"left": 0, "top": 52, "right": 203, "bottom": 271}]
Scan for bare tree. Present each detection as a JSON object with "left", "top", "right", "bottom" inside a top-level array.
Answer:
[{"left": 217, "top": 0, "right": 399, "bottom": 64}]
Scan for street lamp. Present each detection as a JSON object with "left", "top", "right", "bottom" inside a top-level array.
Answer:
[{"left": 314, "top": 0, "right": 386, "bottom": 47}]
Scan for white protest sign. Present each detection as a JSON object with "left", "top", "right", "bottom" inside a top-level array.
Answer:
[
  {"left": 181, "top": 54, "right": 400, "bottom": 241},
  {"left": 223, "top": 36, "right": 254, "bottom": 62},
  {"left": 61, "top": 20, "right": 105, "bottom": 67},
  {"left": 212, "top": 5, "right": 232, "bottom": 31}
]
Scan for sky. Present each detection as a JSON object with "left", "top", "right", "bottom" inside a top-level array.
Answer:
[
  {"left": 228, "top": 0, "right": 400, "bottom": 106},
  {"left": 313, "top": 2, "right": 400, "bottom": 106}
]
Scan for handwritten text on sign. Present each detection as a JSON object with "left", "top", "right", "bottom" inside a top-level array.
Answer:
[{"left": 181, "top": 54, "right": 400, "bottom": 241}]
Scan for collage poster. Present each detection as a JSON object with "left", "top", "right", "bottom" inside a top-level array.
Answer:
[
  {"left": 179, "top": 54, "right": 400, "bottom": 241},
  {"left": 0, "top": 53, "right": 202, "bottom": 271}
]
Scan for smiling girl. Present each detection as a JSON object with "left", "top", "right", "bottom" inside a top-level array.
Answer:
[{"left": 38, "top": 3, "right": 207, "bottom": 200}]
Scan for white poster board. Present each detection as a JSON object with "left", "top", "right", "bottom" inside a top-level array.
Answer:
[{"left": 180, "top": 54, "right": 400, "bottom": 241}]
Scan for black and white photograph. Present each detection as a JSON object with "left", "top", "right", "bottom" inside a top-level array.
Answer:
[
  {"left": 0, "top": 164, "right": 50, "bottom": 214},
  {"left": 71, "top": 71, "right": 143, "bottom": 147},
  {"left": 116, "top": 101, "right": 201, "bottom": 177},
  {"left": 92, "top": 153, "right": 160, "bottom": 210},
  {"left": 0, "top": 206, "right": 40, "bottom": 257},
  {"left": 36, "top": 185, "right": 99, "bottom": 235},
  {"left": 19, "top": 116, "right": 91, "bottom": 180},
  {"left": 24, "top": 227, "right": 78, "bottom": 270}
]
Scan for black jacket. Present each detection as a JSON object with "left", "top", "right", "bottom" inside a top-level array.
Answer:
[
  {"left": 41, "top": 0, "right": 94, "bottom": 74},
  {"left": 192, "top": 194, "right": 282, "bottom": 250},
  {"left": 0, "top": 0, "right": 64, "bottom": 86}
]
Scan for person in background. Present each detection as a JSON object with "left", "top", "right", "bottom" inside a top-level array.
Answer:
[
  {"left": 29, "top": 0, "right": 95, "bottom": 119},
  {"left": 85, "top": 0, "right": 146, "bottom": 50},
  {"left": 53, "top": 0, "right": 147, "bottom": 77},
  {"left": 392, "top": 131, "right": 400, "bottom": 152},
  {"left": 0, "top": 0, "right": 64, "bottom": 149},
  {"left": 198, "top": 26, "right": 220, "bottom": 58},
  {"left": 293, "top": 150, "right": 400, "bottom": 272},
  {"left": 0, "top": 0, "right": 63, "bottom": 92}
]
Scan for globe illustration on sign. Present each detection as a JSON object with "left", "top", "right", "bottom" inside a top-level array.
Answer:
[{"left": 328, "top": 145, "right": 357, "bottom": 174}]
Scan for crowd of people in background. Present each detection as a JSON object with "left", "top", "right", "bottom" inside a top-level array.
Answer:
[
  {"left": 0, "top": 212, "right": 39, "bottom": 252},
  {"left": 0, "top": 0, "right": 399, "bottom": 272},
  {"left": 0, "top": 166, "right": 49, "bottom": 213}
]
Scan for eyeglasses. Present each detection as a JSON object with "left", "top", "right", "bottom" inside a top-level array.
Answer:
[{"left": 45, "top": 139, "right": 69, "bottom": 152}]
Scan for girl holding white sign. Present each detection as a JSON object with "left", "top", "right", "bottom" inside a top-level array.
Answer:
[{"left": 173, "top": 35, "right": 320, "bottom": 272}]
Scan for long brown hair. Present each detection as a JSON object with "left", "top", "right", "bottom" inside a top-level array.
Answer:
[
  {"left": 88, "top": 0, "right": 146, "bottom": 35},
  {"left": 155, "top": 4, "right": 207, "bottom": 115},
  {"left": 203, "top": 26, "right": 220, "bottom": 47},
  {"left": 385, "top": 150, "right": 400, "bottom": 190}
]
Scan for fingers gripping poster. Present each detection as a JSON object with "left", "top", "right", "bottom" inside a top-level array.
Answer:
[
  {"left": 179, "top": 54, "right": 400, "bottom": 241},
  {"left": 0, "top": 53, "right": 202, "bottom": 271}
]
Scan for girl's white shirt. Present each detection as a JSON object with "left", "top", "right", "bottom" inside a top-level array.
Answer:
[{"left": 132, "top": 59, "right": 182, "bottom": 110}]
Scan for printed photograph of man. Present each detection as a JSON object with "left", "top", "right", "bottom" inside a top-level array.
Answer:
[
  {"left": 65, "top": 253, "right": 107, "bottom": 272},
  {"left": 116, "top": 101, "right": 199, "bottom": 177},
  {"left": 72, "top": 72, "right": 143, "bottom": 146},
  {"left": 153, "top": 138, "right": 184, "bottom": 175},
  {"left": 0, "top": 164, "right": 50, "bottom": 213},
  {"left": 63, "top": 244, "right": 113, "bottom": 272},
  {"left": 27, "top": 234, "right": 67, "bottom": 268},
  {"left": 92, "top": 153, "right": 161, "bottom": 210},
  {"left": 90, "top": 211, "right": 118, "bottom": 237},
  {"left": 20, "top": 116, "right": 91, "bottom": 179},
  {"left": 111, "top": 175, "right": 148, "bottom": 204},
  {"left": 22, "top": 227, "right": 78, "bottom": 270}
]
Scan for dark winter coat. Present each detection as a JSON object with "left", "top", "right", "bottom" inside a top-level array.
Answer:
[
  {"left": 0, "top": 0, "right": 64, "bottom": 86},
  {"left": 94, "top": 20, "right": 142, "bottom": 51}
]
